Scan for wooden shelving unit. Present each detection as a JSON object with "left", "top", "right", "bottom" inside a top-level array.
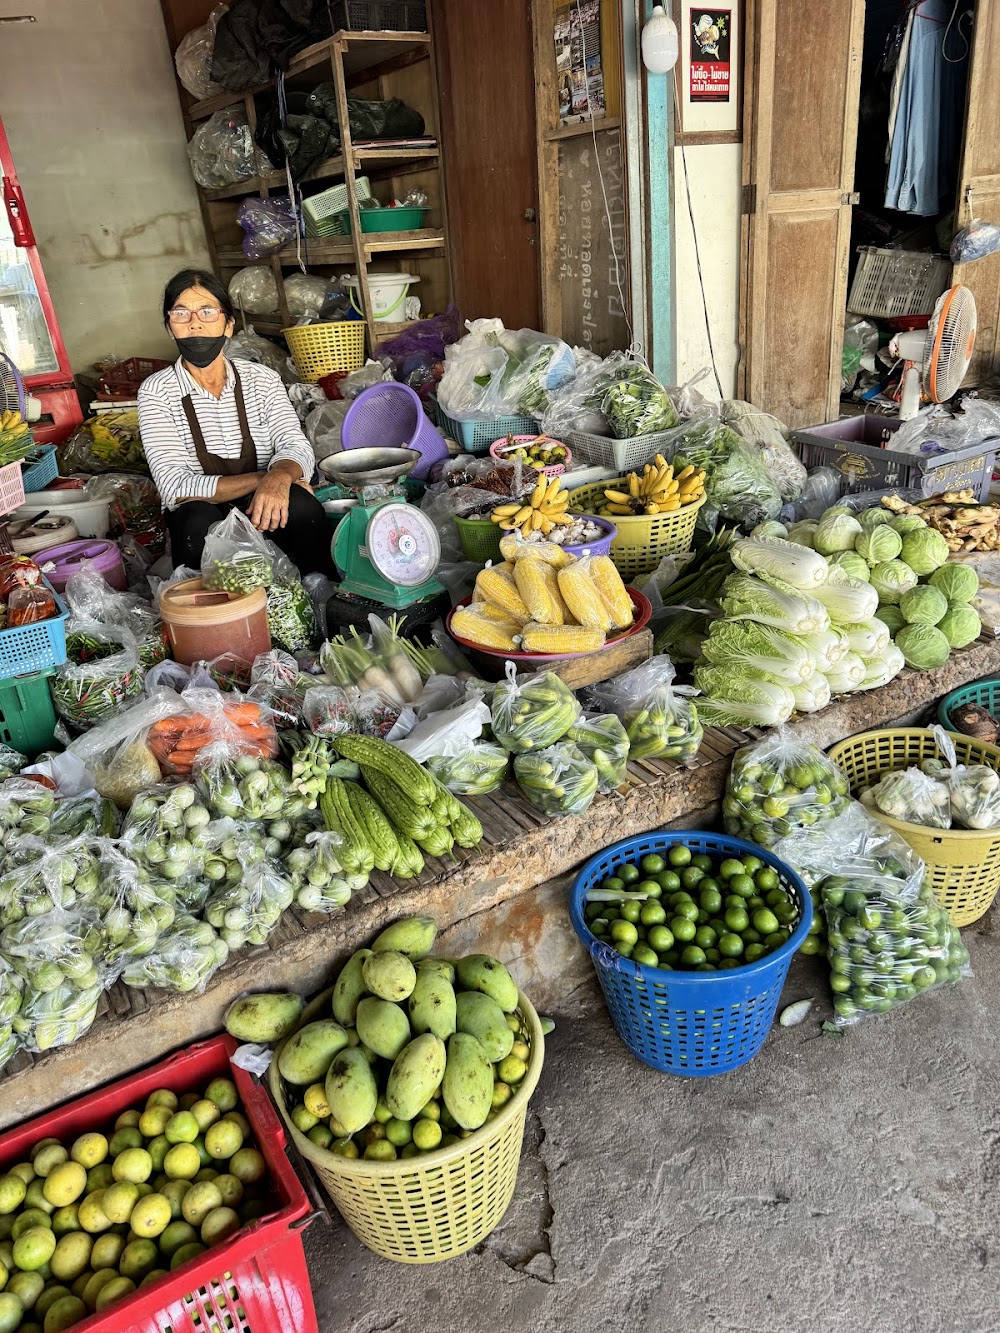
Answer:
[{"left": 159, "top": 8, "right": 452, "bottom": 352}]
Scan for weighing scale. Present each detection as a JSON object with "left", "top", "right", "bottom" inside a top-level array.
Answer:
[{"left": 321, "top": 447, "right": 450, "bottom": 633}]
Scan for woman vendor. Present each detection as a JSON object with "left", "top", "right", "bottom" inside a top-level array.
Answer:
[{"left": 138, "top": 269, "right": 333, "bottom": 575}]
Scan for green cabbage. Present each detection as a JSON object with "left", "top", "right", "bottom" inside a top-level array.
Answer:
[
  {"left": 855, "top": 525, "right": 902, "bottom": 566},
  {"left": 870, "top": 559, "right": 918, "bottom": 605},
  {"left": 750, "top": 520, "right": 788, "bottom": 540},
  {"left": 785, "top": 521, "right": 819, "bottom": 548},
  {"left": 730, "top": 536, "right": 829, "bottom": 589},
  {"left": 891, "top": 514, "right": 928, "bottom": 536},
  {"left": 821, "top": 506, "right": 855, "bottom": 520},
  {"left": 720, "top": 574, "right": 830, "bottom": 636},
  {"left": 700, "top": 620, "right": 817, "bottom": 684},
  {"left": 894, "top": 623, "right": 951, "bottom": 669},
  {"left": 874, "top": 603, "right": 907, "bottom": 635},
  {"left": 692, "top": 667, "right": 796, "bottom": 727},
  {"left": 938, "top": 602, "right": 981, "bottom": 648},
  {"left": 899, "top": 584, "right": 948, "bottom": 626},
  {"left": 928, "top": 562, "right": 979, "bottom": 603},
  {"left": 814, "top": 514, "right": 863, "bottom": 556},
  {"left": 900, "top": 528, "right": 950, "bottom": 576},
  {"left": 828, "top": 551, "right": 870, "bottom": 582},
  {"left": 858, "top": 507, "right": 894, "bottom": 532}
]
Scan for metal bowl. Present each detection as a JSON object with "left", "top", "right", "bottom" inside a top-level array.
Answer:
[{"left": 319, "top": 447, "right": 420, "bottom": 486}]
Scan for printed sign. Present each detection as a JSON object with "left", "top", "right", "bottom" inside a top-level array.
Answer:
[{"left": 690, "top": 8, "right": 731, "bottom": 103}]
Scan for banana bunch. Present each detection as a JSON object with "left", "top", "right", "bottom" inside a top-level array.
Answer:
[
  {"left": 0, "top": 409, "right": 29, "bottom": 439},
  {"left": 491, "top": 474, "right": 571, "bottom": 535},
  {"left": 602, "top": 456, "right": 706, "bottom": 516}
]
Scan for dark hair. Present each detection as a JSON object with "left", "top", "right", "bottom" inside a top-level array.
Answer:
[{"left": 162, "top": 269, "right": 235, "bottom": 326}]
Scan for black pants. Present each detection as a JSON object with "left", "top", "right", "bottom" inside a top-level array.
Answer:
[{"left": 167, "top": 486, "right": 335, "bottom": 578}]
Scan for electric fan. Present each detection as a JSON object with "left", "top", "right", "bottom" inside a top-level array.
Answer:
[
  {"left": 0, "top": 352, "right": 24, "bottom": 417},
  {"left": 889, "top": 285, "right": 977, "bottom": 420}
]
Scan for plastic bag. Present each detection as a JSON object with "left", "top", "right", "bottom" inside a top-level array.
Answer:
[
  {"left": 860, "top": 767, "right": 951, "bottom": 828},
  {"left": 246, "top": 650, "right": 313, "bottom": 728},
  {"left": 0, "top": 837, "right": 101, "bottom": 927},
  {"left": 202, "top": 508, "right": 276, "bottom": 592},
  {"left": 267, "top": 576, "right": 317, "bottom": 653},
  {"left": 436, "top": 317, "right": 508, "bottom": 420},
  {"left": 841, "top": 315, "right": 879, "bottom": 392},
  {"left": 722, "top": 729, "right": 851, "bottom": 848},
  {"left": 86, "top": 841, "right": 177, "bottom": 968},
  {"left": 229, "top": 325, "right": 293, "bottom": 381},
  {"left": 229, "top": 265, "right": 279, "bottom": 316},
  {"left": 285, "top": 273, "right": 331, "bottom": 318},
  {"left": 491, "top": 663, "right": 581, "bottom": 754},
  {"left": 64, "top": 563, "right": 167, "bottom": 669},
  {"left": 585, "top": 354, "right": 680, "bottom": 439},
  {"left": 286, "top": 830, "right": 356, "bottom": 913},
  {"left": 0, "top": 744, "right": 27, "bottom": 782},
  {"left": 121, "top": 914, "right": 228, "bottom": 993},
  {"left": 0, "top": 777, "right": 56, "bottom": 851},
  {"left": 951, "top": 218, "right": 1000, "bottom": 265},
  {"left": 720, "top": 401, "right": 807, "bottom": 503},
  {"left": 397, "top": 694, "right": 490, "bottom": 761},
  {"left": 890, "top": 400, "right": 1000, "bottom": 459},
  {"left": 513, "top": 742, "right": 599, "bottom": 815},
  {"left": 773, "top": 799, "right": 873, "bottom": 956},
  {"left": 237, "top": 197, "right": 297, "bottom": 260},
  {"left": 174, "top": 2, "right": 226, "bottom": 99},
  {"left": 187, "top": 109, "right": 262, "bottom": 189},
  {"left": 540, "top": 350, "right": 616, "bottom": 438},
  {"left": 202, "top": 819, "right": 295, "bottom": 948},
  {"left": 664, "top": 415, "right": 782, "bottom": 532},
  {"left": 6, "top": 586, "right": 55, "bottom": 627},
  {"left": 195, "top": 747, "right": 300, "bottom": 821},
  {"left": 919, "top": 725, "right": 1000, "bottom": 830},
  {"left": 0, "top": 956, "right": 22, "bottom": 1070},
  {"left": 586, "top": 655, "right": 702, "bottom": 766},
  {"left": 304, "top": 400, "right": 349, "bottom": 461},
  {"left": 479, "top": 329, "right": 576, "bottom": 420},
  {"left": 564, "top": 714, "right": 630, "bottom": 793},
  {"left": 820, "top": 814, "right": 970, "bottom": 1024},
  {"left": 66, "top": 688, "right": 186, "bottom": 806},
  {"left": 0, "top": 555, "right": 40, "bottom": 600},
  {"left": 52, "top": 624, "right": 143, "bottom": 731},
  {"left": 425, "top": 742, "right": 509, "bottom": 796},
  {"left": 2, "top": 905, "right": 107, "bottom": 1037},
  {"left": 145, "top": 688, "right": 278, "bottom": 777}
]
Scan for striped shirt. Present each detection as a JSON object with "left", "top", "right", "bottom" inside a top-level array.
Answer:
[{"left": 137, "top": 357, "right": 315, "bottom": 510}]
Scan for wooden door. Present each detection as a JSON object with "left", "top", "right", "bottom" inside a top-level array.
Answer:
[
  {"left": 953, "top": 3, "right": 1000, "bottom": 382},
  {"left": 432, "top": 0, "right": 541, "bottom": 328},
  {"left": 739, "top": 0, "right": 865, "bottom": 427}
]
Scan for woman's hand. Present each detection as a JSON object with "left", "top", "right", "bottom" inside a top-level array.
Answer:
[{"left": 248, "top": 469, "right": 291, "bottom": 532}]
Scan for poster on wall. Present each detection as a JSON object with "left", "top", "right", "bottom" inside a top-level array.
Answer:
[
  {"left": 689, "top": 9, "right": 731, "bottom": 103},
  {"left": 554, "top": 1, "right": 606, "bottom": 124}
]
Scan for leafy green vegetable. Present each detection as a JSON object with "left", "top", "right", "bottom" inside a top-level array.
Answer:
[
  {"left": 730, "top": 536, "right": 829, "bottom": 589},
  {"left": 855, "top": 525, "right": 902, "bottom": 565},
  {"left": 899, "top": 584, "right": 948, "bottom": 626},
  {"left": 928, "top": 562, "right": 978, "bottom": 603},
  {"left": 938, "top": 602, "right": 981, "bottom": 649},
  {"left": 894, "top": 622, "right": 951, "bottom": 669},
  {"left": 720, "top": 574, "right": 830, "bottom": 636},
  {"left": 692, "top": 667, "right": 795, "bottom": 727},
  {"left": 900, "top": 528, "right": 950, "bottom": 576},
  {"left": 701, "top": 620, "right": 817, "bottom": 685},
  {"left": 813, "top": 514, "right": 863, "bottom": 556},
  {"left": 869, "top": 559, "right": 918, "bottom": 605}
]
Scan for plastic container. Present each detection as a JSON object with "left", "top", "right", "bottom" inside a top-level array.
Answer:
[
  {"left": 560, "top": 516, "right": 617, "bottom": 558},
  {"left": 96, "top": 356, "right": 171, "bottom": 400},
  {"left": 0, "top": 667, "right": 57, "bottom": 756},
  {"left": 160, "top": 577, "right": 271, "bottom": 667},
  {"left": 566, "top": 478, "right": 705, "bottom": 578},
  {"left": 564, "top": 427, "right": 677, "bottom": 473},
  {"left": 0, "top": 576, "right": 68, "bottom": 681},
  {"left": 489, "top": 434, "right": 571, "bottom": 477},
  {"left": 344, "top": 273, "right": 419, "bottom": 322},
  {"left": 329, "top": 0, "right": 428, "bottom": 32},
  {"left": 569, "top": 831, "right": 812, "bottom": 1076},
  {"left": 0, "top": 460, "right": 25, "bottom": 516},
  {"left": 11, "top": 514, "right": 79, "bottom": 556},
  {"left": 22, "top": 444, "right": 59, "bottom": 493},
  {"left": 453, "top": 514, "right": 503, "bottom": 564},
  {"left": 847, "top": 246, "right": 951, "bottom": 320},
  {"left": 827, "top": 727, "right": 1000, "bottom": 927},
  {"left": 937, "top": 679, "right": 1000, "bottom": 731},
  {"left": 13, "top": 490, "right": 111, "bottom": 538},
  {"left": 341, "top": 382, "right": 448, "bottom": 479},
  {"left": 791, "top": 415, "right": 998, "bottom": 501},
  {"left": 0, "top": 1034, "right": 319, "bottom": 1333},
  {"left": 339, "top": 206, "right": 429, "bottom": 234},
  {"left": 302, "top": 176, "right": 371, "bottom": 238},
  {"left": 437, "top": 409, "right": 540, "bottom": 454},
  {"left": 270, "top": 982, "right": 542, "bottom": 1263},
  {"left": 35, "top": 537, "right": 126, "bottom": 593},
  {"left": 284, "top": 322, "right": 366, "bottom": 383}
]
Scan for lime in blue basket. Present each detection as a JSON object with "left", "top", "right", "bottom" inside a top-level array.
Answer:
[{"left": 569, "top": 831, "right": 812, "bottom": 1077}]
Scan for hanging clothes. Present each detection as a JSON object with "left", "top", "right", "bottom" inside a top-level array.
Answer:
[{"left": 884, "top": 0, "right": 970, "bottom": 217}]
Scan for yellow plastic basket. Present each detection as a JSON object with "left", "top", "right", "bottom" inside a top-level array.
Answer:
[
  {"left": 827, "top": 728, "right": 1000, "bottom": 927},
  {"left": 566, "top": 478, "right": 705, "bottom": 578},
  {"left": 269, "top": 984, "right": 544, "bottom": 1264},
  {"left": 283, "top": 322, "right": 366, "bottom": 383}
]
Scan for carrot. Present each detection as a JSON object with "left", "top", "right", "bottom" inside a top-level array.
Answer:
[
  {"left": 223, "top": 703, "right": 260, "bottom": 724},
  {"left": 148, "top": 718, "right": 186, "bottom": 738}
]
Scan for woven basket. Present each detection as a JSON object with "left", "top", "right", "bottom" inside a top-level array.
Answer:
[
  {"left": 454, "top": 515, "right": 503, "bottom": 564},
  {"left": 567, "top": 478, "right": 705, "bottom": 578},
  {"left": 284, "top": 323, "right": 366, "bottom": 383},
  {"left": 269, "top": 984, "right": 544, "bottom": 1263}
]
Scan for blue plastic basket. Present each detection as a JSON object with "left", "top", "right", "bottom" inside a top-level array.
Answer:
[
  {"left": 569, "top": 831, "right": 813, "bottom": 1077},
  {"left": 22, "top": 446, "right": 58, "bottom": 493},
  {"left": 938, "top": 679, "right": 1000, "bottom": 730},
  {"left": 0, "top": 579, "right": 69, "bottom": 681},
  {"left": 437, "top": 410, "right": 541, "bottom": 454}
]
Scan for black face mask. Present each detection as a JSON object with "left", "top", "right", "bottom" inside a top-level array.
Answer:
[{"left": 174, "top": 333, "right": 228, "bottom": 369}]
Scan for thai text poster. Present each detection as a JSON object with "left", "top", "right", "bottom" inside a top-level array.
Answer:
[{"left": 690, "top": 9, "right": 731, "bottom": 103}]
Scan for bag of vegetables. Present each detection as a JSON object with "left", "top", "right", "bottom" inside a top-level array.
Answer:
[
  {"left": 860, "top": 767, "right": 952, "bottom": 829},
  {"left": 0, "top": 744, "right": 27, "bottom": 782},
  {"left": 88, "top": 841, "right": 178, "bottom": 971},
  {"left": 67, "top": 687, "right": 189, "bottom": 808},
  {"left": 400, "top": 694, "right": 507, "bottom": 795},
  {"left": 52, "top": 623, "right": 144, "bottom": 731},
  {"left": 121, "top": 783, "right": 212, "bottom": 906},
  {"left": 201, "top": 508, "right": 276, "bottom": 592},
  {"left": 723, "top": 730, "right": 851, "bottom": 848},
  {"left": 491, "top": 662, "right": 581, "bottom": 754},
  {"left": 121, "top": 913, "right": 228, "bottom": 993},
  {"left": 63, "top": 562, "right": 168, "bottom": 668},
  {"left": 247, "top": 650, "right": 315, "bottom": 729},
  {"left": 0, "top": 836, "right": 102, "bottom": 927},
  {"left": 586, "top": 655, "right": 702, "bottom": 766},
  {"left": 200, "top": 818, "right": 295, "bottom": 949},
  {"left": 584, "top": 353, "right": 680, "bottom": 439},
  {"left": 920, "top": 725, "right": 1000, "bottom": 831},
  {"left": 2, "top": 905, "right": 107, "bottom": 1051},
  {"left": 0, "top": 955, "right": 23, "bottom": 1071},
  {"left": 286, "top": 830, "right": 358, "bottom": 913},
  {"left": 195, "top": 745, "right": 302, "bottom": 822},
  {"left": 565, "top": 714, "right": 630, "bottom": 793},
  {"left": 514, "top": 741, "right": 600, "bottom": 815}
]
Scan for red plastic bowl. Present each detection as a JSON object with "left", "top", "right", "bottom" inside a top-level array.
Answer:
[{"left": 447, "top": 586, "right": 652, "bottom": 663}]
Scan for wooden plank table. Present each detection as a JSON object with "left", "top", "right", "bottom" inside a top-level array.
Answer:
[{"left": 1, "top": 638, "right": 997, "bottom": 1128}]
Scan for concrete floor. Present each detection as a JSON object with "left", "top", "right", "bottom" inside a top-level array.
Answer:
[{"left": 302, "top": 912, "right": 1000, "bottom": 1333}]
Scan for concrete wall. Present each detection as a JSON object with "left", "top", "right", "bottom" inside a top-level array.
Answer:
[{"left": 1, "top": 0, "right": 210, "bottom": 373}]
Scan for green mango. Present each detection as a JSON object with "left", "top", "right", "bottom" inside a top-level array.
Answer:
[
  {"left": 355, "top": 997, "right": 411, "bottom": 1061},
  {"left": 224, "top": 992, "right": 304, "bottom": 1044},
  {"left": 442, "top": 1032, "right": 493, "bottom": 1131},
  {"left": 371, "top": 916, "right": 437, "bottom": 959},
  {"left": 277, "top": 1020, "right": 350, "bottom": 1086},
  {"left": 417, "top": 958, "right": 455, "bottom": 985},
  {"left": 385, "top": 1035, "right": 446, "bottom": 1122},
  {"left": 454, "top": 955, "right": 518, "bottom": 1013},
  {"left": 362, "top": 952, "right": 416, "bottom": 1003},
  {"left": 331, "top": 949, "right": 371, "bottom": 1027},
  {"left": 324, "top": 1048, "right": 378, "bottom": 1136},
  {"left": 455, "top": 991, "right": 514, "bottom": 1062},
  {"left": 408, "top": 967, "right": 457, "bottom": 1041}
]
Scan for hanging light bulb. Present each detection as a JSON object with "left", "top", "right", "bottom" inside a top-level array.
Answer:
[{"left": 641, "top": 4, "right": 679, "bottom": 73}]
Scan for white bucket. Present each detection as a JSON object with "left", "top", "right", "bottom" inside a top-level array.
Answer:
[
  {"left": 344, "top": 274, "right": 420, "bottom": 322},
  {"left": 14, "top": 492, "right": 111, "bottom": 539}
]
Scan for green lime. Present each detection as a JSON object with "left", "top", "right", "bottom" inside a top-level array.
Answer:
[
  {"left": 640, "top": 901, "right": 667, "bottom": 926},
  {"left": 601, "top": 876, "right": 624, "bottom": 894},
  {"left": 741, "top": 856, "right": 763, "bottom": 875},
  {"left": 691, "top": 853, "right": 713, "bottom": 871},
  {"left": 718, "top": 932, "right": 744, "bottom": 958},
  {"left": 620, "top": 900, "right": 642, "bottom": 923},
  {"left": 699, "top": 887, "right": 723, "bottom": 915},
  {"left": 616, "top": 943, "right": 633, "bottom": 959},
  {"left": 680, "top": 866, "right": 705, "bottom": 891},
  {"left": 704, "top": 947, "right": 721, "bottom": 963},
  {"left": 694, "top": 926, "right": 717, "bottom": 949},
  {"left": 640, "top": 854, "right": 666, "bottom": 874},
  {"left": 730, "top": 874, "right": 756, "bottom": 899},
  {"left": 637, "top": 879, "right": 662, "bottom": 899},
  {"left": 741, "top": 927, "right": 761, "bottom": 945},
  {"left": 618, "top": 864, "right": 640, "bottom": 884},
  {"left": 678, "top": 945, "right": 705, "bottom": 967},
  {"left": 673, "top": 900, "right": 699, "bottom": 923},
  {"left": 670, "top": 917, "right": 696, "bottom": 943},
  {"left": 610, "top": 920, "right": 638, "bottom": 946},
  {"left": 647, "top": 925, "right": 674, "bottom": 952},
  {"left": 752, "top": 908, "right": 780, "bottom": 935},
  {"left": 724, "top": 906, "right": 749, "bottom": 933},
  {"left": 657, "top": 871, "right": 681, "bottom": 892},
  {"left": 632, "top": 945, "right": 659, "bottom": 967},
  {"left": 744, "top": 943, "right": 767, "bottom": 963},
  {"left": 667, "top": 845, "right": 692, "bottom": 867},
  {"left": 755, "top": 867, "right": 779, "bottom": 892},
  {"left": 719, "top": 858, "right": 743, "bottom": 880}
]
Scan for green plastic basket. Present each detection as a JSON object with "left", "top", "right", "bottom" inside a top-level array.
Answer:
[
  {"left": 938, "top": 679, "right": 1000, "bottom": 730},
  {"left": 454, "top": 515, "right": 503, "bottom": 564},
  {"left": 338, "top": 206, "right": 429, "bottom": 235},
  {"left": 0, "top": 668, "right": 57, "bottom": 757}
]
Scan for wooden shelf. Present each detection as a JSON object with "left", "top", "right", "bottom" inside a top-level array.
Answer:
[
  {"left": 202, "top": 148, "right": 438, "bottom": 202},
  {"left": 544, "top": 115, "right": 622, "bottom": 142},
  {"left": 217, "top": 230, "right": 446, "bottom": 268}
]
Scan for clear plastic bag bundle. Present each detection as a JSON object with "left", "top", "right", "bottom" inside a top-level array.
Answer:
[
  {"left": 0, "top": 955, "right": 22, "bottom": 1070},
  {"left": 950, "top": 218, "right": 1000, "bottom": 265},
  {"left": 666, "top": 416, "right": 782, "bottom": 531},
  {"left": 174, "top": 2, "right": 225, "bottom": 98},
  {"left": 436, "top": 318, "right": 512, "bottom": 421},
  {"left": 819, "top": 815, "right": 970, "bottom": 1024},
  {"left": 88, "top": 841, "right": 177, "bottom": 968},
  {"left": 2, "top": 906, "right": 106, "bottom": 1052},
  {"left": 0, "top": 837, "right": 101, "bottom": 927},
  {"left": 187, "top": 109, "right": 262, "bottom": 189},
  {"left": 0, "top": 778, "right": 56, "bottom": 852},
  {"left": 513, "top": 742, "right": 600, "bottom": 815},
  {"left": 303, "top": 685, "right": 360, "bottom": 738},
  {"left": 720, "top": 400, "right": 806, "bottom": 502},
  {"left": 890, "top": 401, "right": 1000, "bottom": 459},
  {"left": 121, "top": 914, "right": 228, "bottom": 994},
  {"left": 0, "top": 742, "right": 29, "bottom": 780},
  {"left": 237, "top": 197, "right": 297, "bottom": 260},
  {"left": 490, "top": 663, "right": 581, "bottom": 754},
  {"left": 860, "top": 767, "right": 951, "bottom": 829},
  {"left": 584, "top": 354, "right": 680, "bottom": 439},
  {"left": 202, "top": 509, "right": 276, "bottom": 592},
  {"left": 723, "top": 729, "right": 851, "bottom": 848},
  {"left": 480, "top": 328, "right": 576, "bottom": 419},
  {"left": 286, "top": 830, "right": 357, "bottom": 913},
  {"left": 565, "top": 714, "right": 630, "bottom": 793},
  {"left": 67, "top": 687, "right": 186, "bottom": 808},
  {"left": 267, "top": 576, "right": 317, "bottom": 653},
  {"left": 400, "top": 693, "right": 505, "bottom": 795},
  {"left": 916, "top": 726, "right": 1000, "bottom": 830},
  {"left": 773, "top": 799, "right": 876, "bottom": 956},
  {"left": 50, "top": 792, "right": 119, "bottom": 840},
  {"left": 425, "top": 742, "right": 509, "bottom": 796},
  {"left": 195, "top": 746, "right": 301, "bottom": 822},
  {"left": 540, "top": 349, "right": 616, "bottom": 438},
  {"left": 247, "top": 650, "right": 314, "bottom": 729},
  {"left": 229, "top": 265, "right": 279, "bottom": 316},
  {"left": 201, "top": 819, "right": 295, "bottom": 949},
  {"left": 586, "top": 655, "right": 702, "bottom": 766},
  {"left": 121, "top": 783, "right": 212, "bottom": 903},
  {"left": 52, "top": 623, "right": 143, "bottom": 731}
]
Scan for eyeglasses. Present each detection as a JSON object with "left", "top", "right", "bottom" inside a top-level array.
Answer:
[{"left": 168, "top": 306, "right": 225, "bottom": 324}]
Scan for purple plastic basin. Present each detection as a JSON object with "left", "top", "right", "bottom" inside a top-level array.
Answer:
[{"left": 34, "top": 539, "right": 126, "bottom": 594}]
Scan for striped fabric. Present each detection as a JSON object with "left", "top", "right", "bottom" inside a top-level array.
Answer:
[{"left": 137, "top": 357, "right": 315, "bottom": 510}]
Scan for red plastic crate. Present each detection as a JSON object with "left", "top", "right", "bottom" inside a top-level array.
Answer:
[
  {"left": 97, "top": 357, "right": 170, "bottom": 401},
  {"left": 0, "top": 1036, "right": 319, "bottom": 1333}
]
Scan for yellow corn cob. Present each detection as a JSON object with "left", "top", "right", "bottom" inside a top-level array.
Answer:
[
  {"left": 474, "top": 601, "right": 527, "bottom": 633},
  {"left": 499, "top": 531, "right": 572, "bottom": 566},
  {"left": 515, "top": 560, "right": 567, "bottom": 625},
  {"left": 520, "top": 622, "right": 606, "bottom": 654},
  {"left": 474, "top": 566, "right": 531, "bottom": 621},
  {"left": 557, "top": 561, "right": 613, "bottom": 631},
  {"left": 590, "top": 555, "right": 633, "bottom": 630},
  {"left": 451, "top": 608, "right": 520, "bottom": 652}
]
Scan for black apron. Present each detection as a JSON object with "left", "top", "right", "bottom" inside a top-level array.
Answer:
[{"left": 178, "top": 363, "right": 257, "bottom": 478}]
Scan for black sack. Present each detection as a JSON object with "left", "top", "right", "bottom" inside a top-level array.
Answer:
[{"left": 212, "top": 0, "right": 335, "bottom": 91}]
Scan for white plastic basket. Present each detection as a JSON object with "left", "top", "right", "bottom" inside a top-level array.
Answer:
[
  {"left": 847, "top": 246, "right": 951, "bottom": 320},
  {"left": 303, "top": 177, "right": 372, "bottom": 238}
]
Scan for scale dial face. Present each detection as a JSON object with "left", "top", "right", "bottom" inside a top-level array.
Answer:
[{"left": 365, "top": 503, "right": 441, "bottom": 587}]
